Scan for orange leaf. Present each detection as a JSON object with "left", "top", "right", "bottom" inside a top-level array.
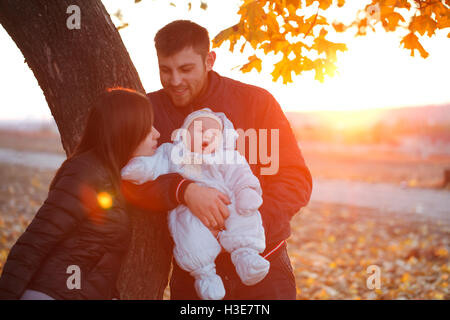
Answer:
[
  {"left": 400, "top": 32, "right": 429, "bottom": 58},
  {"left": 240, "top": 55, "right": 262, "bottom": 73}
]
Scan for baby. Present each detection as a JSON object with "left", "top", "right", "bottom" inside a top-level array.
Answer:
[{"left": 121, "top": 108, "right": 269, "bottom": 300}]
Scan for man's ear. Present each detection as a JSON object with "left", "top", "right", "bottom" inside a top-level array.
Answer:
[{"left": 205, "top": 51, "right": 216, "bottom": 71}]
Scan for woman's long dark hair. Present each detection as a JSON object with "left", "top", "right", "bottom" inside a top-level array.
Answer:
[{"left": 51, "top": 88, "right": 153, "bottom": 191}]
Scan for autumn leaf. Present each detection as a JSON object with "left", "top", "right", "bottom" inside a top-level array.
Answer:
[
  {"left": 137, "top": 0, "right": 450, "bottom": 82},
  {"left": 212, "top": 23, "right": 243, "bottom": 51},
  {"left": 400, "top": 32, "right": 429, "bottom": 58},
  {"left": 271, "top": 57, "right": 293, "bottom": 84},
  {"left": 332, "top": 22, "right": 346, "bottom": 32},
  {"left": 383, "top": 12, "right": 406, "bottom": 32},
  {"left": 312, "top": 28, "right": 347, "bottom": 62},
  {"left": 240, "top": 54, "right": 262, "bottom": 73},
  {"left": 305, "top": 0, "right": 333, "bottom": 11},
  {"left": 409, "top": 14, "right": 437, "bottom": 36}
]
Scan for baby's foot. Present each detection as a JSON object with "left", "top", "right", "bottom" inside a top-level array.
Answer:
[
  {"left": 231, "top": 248, "right": 270, "bottom": 286},
  {"left": 191, "top": 264, "right": 225, "bottom": 300},
  {"left": 194, "top": 274, "right": 226, "bottom": 300}
]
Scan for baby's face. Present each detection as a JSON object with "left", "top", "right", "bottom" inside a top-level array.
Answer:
[{"left": 186, "top": 117, "right": 222, "bottom": 154}]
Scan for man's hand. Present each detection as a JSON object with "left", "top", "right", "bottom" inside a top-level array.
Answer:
[{"left": 184, "top": 183, "right": 231, "bottom": 229}]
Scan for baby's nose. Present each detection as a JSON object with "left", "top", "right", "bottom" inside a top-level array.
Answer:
[{"left": 203, "top": 131, "right": 215, "bottom": 141}]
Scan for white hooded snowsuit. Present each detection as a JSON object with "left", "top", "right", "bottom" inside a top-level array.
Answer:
[{"left": 121, "top": 109, "right": 269, "bottom": 300}]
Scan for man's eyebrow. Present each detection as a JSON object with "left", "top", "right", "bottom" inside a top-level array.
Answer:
[
  {"left": 159, "top": 63, "right": 195, "bottom": 70},
  {"left": 179, "top": 63, "right": 195, "bottom": 69}
]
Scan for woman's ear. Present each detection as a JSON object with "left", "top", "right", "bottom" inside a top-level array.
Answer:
[{"left": 205, "top": 51, "right": 216, "bottom": 71}]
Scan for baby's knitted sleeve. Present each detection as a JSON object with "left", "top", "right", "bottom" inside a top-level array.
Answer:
[{"left": 121, "top": 143, "right": 173, "bottom": 184}]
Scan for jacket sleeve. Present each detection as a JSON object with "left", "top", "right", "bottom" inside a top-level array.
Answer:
[
  {"left": 120, "top": 142, "right": 193, "bottom": 212},
  {"left": 0, "top": 171, "right": 99, "bottom": 300},
  {"left": 121, "top": 143, "right": 173, "bottom": 185},
  {"left": 256, "top": 92, "right": 313, "bottom": 241},
  {"left": 121, "top": 173, "right": 192, "bottom": 212}
]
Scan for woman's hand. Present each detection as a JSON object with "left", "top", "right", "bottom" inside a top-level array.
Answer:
[{"left": 184, "top": 183, "right": 230, "bottom": 229}]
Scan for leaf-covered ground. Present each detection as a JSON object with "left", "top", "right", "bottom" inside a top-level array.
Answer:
[
  {"left": 0, "top": 162, "right": 448, "bottom": 299},
  {"left": 290, "top": 202, "right": 449, "bottom": 300}
]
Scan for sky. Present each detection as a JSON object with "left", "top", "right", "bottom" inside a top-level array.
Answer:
[{"left": 0, "top": 0, "right": 449, "bottom": 121}]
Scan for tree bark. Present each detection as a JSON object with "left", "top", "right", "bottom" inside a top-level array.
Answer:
[{"left": 0, "top": 0, "right": 172, "bottom": 299}]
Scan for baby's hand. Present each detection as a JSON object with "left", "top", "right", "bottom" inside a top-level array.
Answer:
[{"left": 235, "top": 188, "right": 262, "bottom": 216}]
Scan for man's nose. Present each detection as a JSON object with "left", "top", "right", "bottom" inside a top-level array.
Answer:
[{"left": 170, "top": 71, "right": 182, "bottom": 87}]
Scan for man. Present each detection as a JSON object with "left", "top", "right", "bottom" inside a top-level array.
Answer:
[{"left": 122, "top": 20, "right": 312, "bottom": 299}]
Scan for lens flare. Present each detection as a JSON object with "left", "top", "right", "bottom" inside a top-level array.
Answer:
[{"left": 97, "top": 192, "right": 113, "bottom": 209}]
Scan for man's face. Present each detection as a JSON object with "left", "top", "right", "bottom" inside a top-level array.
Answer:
[{"left": 157, "top": 46, "right": 214, "bottom": 107}]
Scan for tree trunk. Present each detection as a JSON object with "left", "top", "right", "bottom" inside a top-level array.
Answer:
[{"left": 0, "top": 0, "right": 172, "bottom": 299}]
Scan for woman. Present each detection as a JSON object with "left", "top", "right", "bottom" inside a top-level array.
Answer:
[{"left": 0, "top": 88, "right": 159, "bottom": 300}]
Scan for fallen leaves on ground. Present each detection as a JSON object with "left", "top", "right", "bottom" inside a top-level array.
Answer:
[
  {"left": 289, "top": 202, "right": 449, "bottom": 300},
  {"left": 0, "top": 163, "right": 448, "bottom": 300}
]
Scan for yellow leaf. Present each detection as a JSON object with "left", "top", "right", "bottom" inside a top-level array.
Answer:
[
  {"left": 383, "top": 12, "right": 405, "bottom": 31},
  {"left": 400, "top": 32, "right": 429, "bottom": 58},
  {"left": 240, "top": 55, "right": 262, "bottom": 73},
  {"left": 332, "top": 22, "right": 346, "bottom": 32},
  {"left": 317, "top": 288, "right": 329, "bottom": 299},
  {"left": 212, "top": 24, "right": 243, "bottom": 51},
  {"left": 433, "top": 292, "right": 444, "bottom": 300},
  {"left": 401, "top": 273, "right": 410, "bottom": 283},
  {"left": 327, "top": 235, "right": 336, "bottom": 243},
  {"left": 409, "top": 15, "right": 437, "bottom": 36},
  {"left": 435, "top": 247, "right": 449, "bottom": 258},
  {"left": 306, "top": 277, "right": 315, "bottom": 286}
]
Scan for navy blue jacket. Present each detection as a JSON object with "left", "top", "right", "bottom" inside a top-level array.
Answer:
[{"left": 121, "top": 71, "right": 312, "bottom": 253}]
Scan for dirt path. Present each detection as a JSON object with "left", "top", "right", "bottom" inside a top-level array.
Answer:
[
  {"left": 1, "top": 147, "right": 449, "bottom": 223},
  {"left": 0, "top": 147, "right": 65, "bottom": 170},
  {"left": 311, "top": 178, "right": 450, "bottom": 223}
]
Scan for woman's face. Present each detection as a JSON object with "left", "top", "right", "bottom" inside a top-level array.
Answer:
[{"left": 133, "top": 126, "right": 160, "bottom": 157}]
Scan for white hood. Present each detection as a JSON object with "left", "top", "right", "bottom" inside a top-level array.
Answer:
[{"left": 173, "top": 108, "right": 239, "bottom": 152}]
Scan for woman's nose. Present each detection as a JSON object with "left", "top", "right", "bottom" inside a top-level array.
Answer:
[{"left": 153, "top": 127, "right": 160, "bottom": 139}]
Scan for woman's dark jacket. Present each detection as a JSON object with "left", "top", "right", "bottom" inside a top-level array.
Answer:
[{"left": 0, "top": 151, "right": 131, "bottom": 300}]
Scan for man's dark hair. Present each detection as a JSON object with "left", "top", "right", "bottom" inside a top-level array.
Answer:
[{"left": 154, "top": 20, "right": 210, "bottom": 58}]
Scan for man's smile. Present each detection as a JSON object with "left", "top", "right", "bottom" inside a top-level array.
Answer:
[{"left": 171, "top": 87, "right": 188, "bottom": 96}]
